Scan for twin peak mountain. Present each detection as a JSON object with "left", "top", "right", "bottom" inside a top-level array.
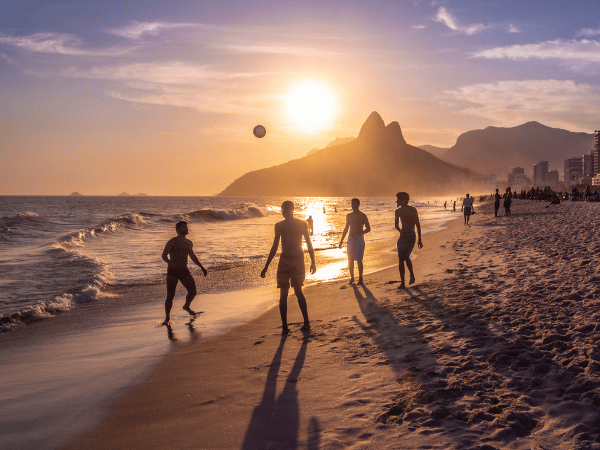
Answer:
[{"left": 218, "top": 112, "right": 471, "bottom": 197}]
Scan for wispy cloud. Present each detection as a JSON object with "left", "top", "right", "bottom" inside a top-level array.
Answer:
[
  {"left": 106, "top": 21, "right": 199, "bottom": 39},
  {"left": 508, "top": 24, "right": 520, "bottom": 33},
  {"left": 444, "top": 79, "right": 598, "bottom": 130},
  {"left": 0, "top": 32, "right": 132, "bottom": 56},
  {"left": 472, "top": 39, "right": 600, "bottom": 64},
  {"left": 411, "top": 25, "right": 427, "bottom": 30},
  {"left": 578, "top": 26, "right": 600, "bottom": 37},
  {"left": 434, "top": 7, "right": 488, "bottom": 35},
  {"left": 217, "top": 44, "right": 346, "bottom": 58}
]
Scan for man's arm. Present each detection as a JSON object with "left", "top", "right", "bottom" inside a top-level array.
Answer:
[
  {"left": 339, "top": 217, "right": 350, "bottom": 248},
  {"left": 304, "top": 224, "right": 317, "bottom": 274},
  {"left": 394, "top": 209, "right": 401, "bottom": 233},
  {"left": 162, "top": 240, "right": 174, "bottom": 268},
  {"left": 416, "top": 212, "right": 423, "bottom": 249},
  {"left": 189, "top": 244, "right": 208, "bottom": 276},
  {"left": 362, "top": 214, "right": 371, "bottom": 235},
  {"left": 261, "top": 225, "right": 281, "bottom": 278}
]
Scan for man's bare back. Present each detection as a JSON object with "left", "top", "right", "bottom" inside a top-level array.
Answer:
[
  {"left": 277, "top": 218, "right": 308, "bottom": 256},
  {"left": 395, "top": 205, "right": 420, "bottom": 234},
  {"left": 346, "top": 210, "right": 370, "bottom": 236}
]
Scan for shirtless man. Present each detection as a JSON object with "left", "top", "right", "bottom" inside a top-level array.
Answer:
[
  {"left": 261, "top": 201, "right": 316, "bottom": 333},
  {"left": 161, "top": 221, "right": 208, "bottom": 325},
  {"left": 339, "top": 198, "right": 371, "bottom": 285},
  {"left": 395, "top": 192, "right": 423, "bottom": 289},
  {"left": 462, "top": 193, "right": 474, "bottom": 225},
  {"left": 494, "top": 189, "right": 501, "bottom": 217}
]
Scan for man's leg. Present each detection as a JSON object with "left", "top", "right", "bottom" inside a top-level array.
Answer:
[
  {"left": 406, "top": 257, "right": 416, "bottom": 285},
  {"left": 348, "top": 256, "right": 355, "bottom": 284},
  {"left": 279, "top": 286, "right": 290, "bottom": 332},
  {"left": 164, "top": 276, "right": 178, "bottom": 324},
  {"left": 398, "top": 260, "right": 406, "bottom": 289},
  {"left": 293, "top": 286, "right": 310, "bottom": 330},
  {"left": 357, "top": 261, "right": 364, "bottom": 284},
  {"left": 180, "top": 274, "right": 198, "bottom": 315}
]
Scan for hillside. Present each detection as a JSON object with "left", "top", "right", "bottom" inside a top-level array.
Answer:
[{"left": 218, "top": 112, "right": 476, "bottom": 197}]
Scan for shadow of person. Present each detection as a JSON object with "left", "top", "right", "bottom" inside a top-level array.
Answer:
[
  {"left": 306, "top": 417, "right": 321, "bottom": 450},
  {"left": 241, "top": 335, "right": 307, "bottom": 450},
  {"left": 165, "top": 323, "right": 177, "bottom": 341}
]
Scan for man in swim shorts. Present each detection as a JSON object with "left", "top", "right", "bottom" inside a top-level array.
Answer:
[
  {"left": 462, "top": 193, "right": 474, "bottom": 225},
  {"left": 494, "top": 189, "right": 501, "bottom": 217},
  {"left": 339, "top": 198, "right": 371, "bottom": 285},
  {"left": 395, "top": 192, "right": 423, "bottom": 289},
  {"left": 161, "top": 221, "right": 208, "bottom": 325},
  {"left": 261, "top": 201, "right": 316, "bottom": 333}
]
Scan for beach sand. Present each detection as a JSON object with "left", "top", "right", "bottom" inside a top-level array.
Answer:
[{"left": 63, "top": 200, "right": 600, "bottom": 450}]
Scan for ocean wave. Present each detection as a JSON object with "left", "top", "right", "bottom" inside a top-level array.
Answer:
[
  {"left": 55, "top": 212, "right": 147, "bottom": 248},
  {"left": 0, "top": 211, "right": 43, "bottom": 233},
  {"left": 186, "top": 205, "right": 265, "bottom": 222}
]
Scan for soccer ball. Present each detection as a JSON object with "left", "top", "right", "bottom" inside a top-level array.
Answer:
[{"left": 253, "top": 125, "right": 266, "bottom": 138}]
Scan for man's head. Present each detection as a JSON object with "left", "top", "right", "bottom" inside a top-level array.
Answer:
[
  {"left": 176, "top": 221, "right": 188, "bottom": 236},
  {"left": 281, "top": 200, "right": 294, "bottom": 218},
  {"left": 351, "top": 198, "right": 360, "bottom": 211},
  {"left": 466, "top": 193, "right": 470, "bottom": 198},
  {"left": 496, "top": 189, "right": 499, "bottom": 193},
  {"left": 396, "top": 192, "right": 409, "bottom": 206}
]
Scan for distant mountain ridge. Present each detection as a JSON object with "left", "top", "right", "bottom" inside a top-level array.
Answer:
[
  {"left": 435, "top": 122, "right": 593, "bottom": 177},
  {"left": 218, "top": 112, "right": 474, "bottom": 197}
]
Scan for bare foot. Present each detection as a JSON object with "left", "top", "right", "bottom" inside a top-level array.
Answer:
[
  {"left": 409, "top": 275, "right": 416, "bottom": 285},
  {"left": 162, "top": 319, "right": 170, "bottom": 326},
  {"left": 300, "top": 324, "right": 311, "bottom": 331},
  {"left": 348, "top": 279, "right": 355, "bottom": 285},
  {"left": 282, "top": 327, "right": 290, "bottom": 334},
  {"left": 397, "top": 283, "right": 406, "bottom": 290},
  {"left": 357, "top": 278, "right": 364, "bottom": 285},
  {"left": 183, "top": 306, "right": 202, "bottom": 316}
]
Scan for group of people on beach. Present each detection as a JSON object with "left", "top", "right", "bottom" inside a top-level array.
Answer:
[{"left": 161, "top": 193, "right": 423, "bottom": 333}]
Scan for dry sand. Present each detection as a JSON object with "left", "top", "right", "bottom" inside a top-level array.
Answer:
[{"left": 64, "top": 199, "right": 600, "bottom": 450}]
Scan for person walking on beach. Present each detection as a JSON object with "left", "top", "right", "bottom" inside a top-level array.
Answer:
[
  {"left": 161, "top": 221, "right": 208, "bottom": 325},
  {"left": 452, "top": 201, "right": 456, "bottom": 213},
  {"left": 395, "top": 192, "right": 423, "bottom": 289},
  {"left": 339, "top": 198, "right": 371, "bottom": 285},
  {"left": 261, "top": 201, "right": 316, "bottom": 333},
  {"left": 462, "top": 193, "right": 474, "bottom": 225},
  {"left": 306, "top": 215, "right": 314, "bottom": 235},
  {"left": 494, "top": 189, "right": 501, "bottom": 217}
]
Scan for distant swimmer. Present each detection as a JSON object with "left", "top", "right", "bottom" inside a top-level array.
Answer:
[
  {"left": 395, "top": 192, "right": 423, "bottom": 289},
  {"left": 462, "top": 193, "right": 474, "bottom": 225},
  {"left": 444, "top": 201, "right": 447, "bottom": 210},
  {"left": 323, "top": 207, "right": 326, "bottom": 214},
  {"left": 161, "top": 221, "right": 208, "bottom": 325},
  {"left": 339, "top": 198, "right": 371, "bottom": 285},
  {"left": 306, "top": 215, "right": 314, "bottom": 235},
  {"left": 261, "top": 201, "right": 316, "bottom": 333},
  {"left": 452, "top": 201, "right": 456, "bottom": 213}
]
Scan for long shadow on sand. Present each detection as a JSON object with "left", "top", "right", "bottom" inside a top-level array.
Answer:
[{"left": 241, "top": 334, "right": 313, "bottom": 450}]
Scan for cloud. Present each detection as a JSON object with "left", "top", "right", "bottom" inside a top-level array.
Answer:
[
  {"left": 578, "top": 26, "right": 600, "bottom": 37},
  {"left": 218, "top": 44, "right": 346, "bottom": 58},
  {"left": 508, "top": 24, "right": 520, "bottom": 33},
  {"left": 472, "top": 39, "right": 600, "bottom": 64},
  {"left": 106, "top": 21, "right": 199, "bottom": 39},
  {"left": 411, "top": 25, "right": 427, "bottom": 30},
  {"left": 434, "top": 7, "right": 488, "bottom": 35},
  {"left": 444, "top": 79, "right": 598, "bottom": 130},
  {"left": 0, "top": 32, "right": 132, "bottom": 56}
]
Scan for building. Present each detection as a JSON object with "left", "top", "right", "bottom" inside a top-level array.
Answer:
[
  {"left": 583, "top": 152, "right": 594, "bottom": 184},
  {"left": 507, "top": 167, "right": 525, "bottom": 187},
  {"left": 564, "top": 157, "right": 583, "bottom": 186},
  {"left": 533, "top": 161, "right": 549, "bottom": 186},
  {"left": 546, "top": 170, "right": 559, "bottom": 186},
  {"left": 594, "top": 130, "right": 600, "bottom": 176}
]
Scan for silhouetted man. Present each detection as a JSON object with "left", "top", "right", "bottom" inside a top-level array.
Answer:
[
  {"left": 306, "top": 215, "right": 314, "bottom": 235},
  {"left": 462, "top": 193, "right": 474, "bottom": 225},
  {"left": 395, "top": 192, "right": 423, "bottom": 289},
  {"left": 339, "top": 198, "right": 371, "bottom": 285},
  {"left": 162, "top": 221, "right": 208, "bottom": 325},
  {"left": 494, "top": 189, "right": 501, "bottom": 217},
  {"left": 261, "top": 201, "right": 316, "bottom": 333}
]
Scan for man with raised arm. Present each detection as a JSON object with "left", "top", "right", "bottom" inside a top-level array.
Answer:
[
  {"left": 395, "top": 192, "right": 423, "bottom": 289},
  {"left": 161, "top": 221, "right": 208, "bottom": 325},
  {"left": 339, "top": 198, "right": 371, "bottom": 285},
  {"left": 261, "top": 201, "right": 316, "bottom": 333}
]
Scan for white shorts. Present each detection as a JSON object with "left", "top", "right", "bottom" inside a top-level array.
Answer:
[{"left": 347, "top": 235, "right": 365, "bottom": 261}]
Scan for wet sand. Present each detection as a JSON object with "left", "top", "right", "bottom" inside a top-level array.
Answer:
[{"left": 63, "top": 199, "right": 600, "bottom": 449}]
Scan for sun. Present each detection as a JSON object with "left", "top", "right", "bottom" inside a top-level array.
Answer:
[{"left": 285, "top": 81, "right": 337, "bottom": 132}]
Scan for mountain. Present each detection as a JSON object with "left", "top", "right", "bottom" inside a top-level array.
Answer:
[
  {"left": 418, "top": 145, "right": 450, "bottom": 159},
  {"left": 440, "top": 122, "right": 594, "bottom": 177},
  {"left": 218, "top": 112, "right": 475, "bottom": 197},
  {"left": 307, "top": 137, "right": 356, "bottom": 156}
]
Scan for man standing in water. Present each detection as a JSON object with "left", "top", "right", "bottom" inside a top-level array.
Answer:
[
  {"left": 339, "top": 198, "right": 371, "bottom": 285},
  {"left": 162, "top": 221, "right": 208, "bottom": 325},
  {"left": 395, "top": 192, "right": 423, "bottom": 289},
  {"left": 261, "top": 201, "right": 316, "bottom": 333}
]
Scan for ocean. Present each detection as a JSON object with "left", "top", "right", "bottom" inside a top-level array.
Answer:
[{"left": 0, "top": 195, "right": 458, "bottom": 449}]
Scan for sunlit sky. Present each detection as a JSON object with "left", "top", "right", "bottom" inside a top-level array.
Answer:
[{"left": 1, "top": 0, "right": 599, "bottom": 195}]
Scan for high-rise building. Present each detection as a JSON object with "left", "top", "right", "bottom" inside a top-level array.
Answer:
[
  {"left": 583, "top": 152, "right": 594, "bottom": 184},
  {"left": 513, "top": 167, "right": 525, "bottom": 175},
  {"left": 533, "top": 161, "right": 549, "bottom": 186},
  {"left": 565, "top": 157, "right": 583, "bottom": 186},
  {"left": 595, "top": 130, "right": 600, "bottom": 177}
]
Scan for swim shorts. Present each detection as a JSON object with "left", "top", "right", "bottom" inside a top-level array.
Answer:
[
  {"left": 167, "top": 266, "right": 191, "bottom": 281},
  {"left": 277, "top": 253, "right": 306, "bottom": 289},
  {"left": 464, "top": 206, "right": 472, "bottom": 216},
  {"left": 397, "top": 233, "right": 416, "bottom": 262},
  {"left": 347, "top": 234, "right": 365, "bottom": 261},
  {"left": 494, "top": 201, "right": 500, "bottom": 211}
]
